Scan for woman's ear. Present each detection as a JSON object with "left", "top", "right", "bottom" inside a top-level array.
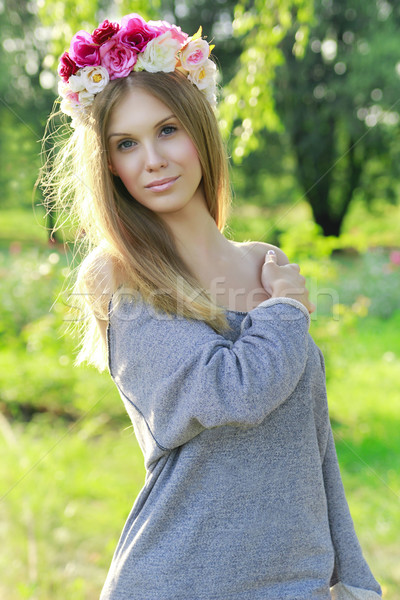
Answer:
[{"left": 108, "top": 162, "right": 118, "bottom": 176}]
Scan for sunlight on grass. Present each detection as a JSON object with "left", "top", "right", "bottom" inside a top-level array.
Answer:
[
  {"left": 0, "top": 419, "right": 145, "bottom": 600},
  {"left": 1, "top": 205, "right": 400, "bottom": 598},
  {"left": 313, "top": 315, "right": 400, "bottom": 598}
]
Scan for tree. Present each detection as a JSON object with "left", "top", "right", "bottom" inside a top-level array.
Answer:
[
  {"left": 277, "top": 0, "right": 400, "bottom": 235},
  {"left": 221, "top": 0, "right": 400, "bottom": 236},
  {"left": 217, "top": 0, "right": 313, "bottom": 156},
  {"left": 37, "top": 0, "right": 159, "bottom": 59},
  {"left": 0, "top": 0, "right": 55, "bottom": 214}
]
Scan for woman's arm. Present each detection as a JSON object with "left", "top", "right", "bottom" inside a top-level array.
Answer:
[{"left": 108, "top": 294, "right": 311, "bottom": 450}]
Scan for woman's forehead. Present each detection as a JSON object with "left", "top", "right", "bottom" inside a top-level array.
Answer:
[{"left": 107, "top": 88, "right": 174, "bottom": 133}]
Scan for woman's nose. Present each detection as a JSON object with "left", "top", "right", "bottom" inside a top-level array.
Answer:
[{"left": 144, "top": 143, "right": 167, "bottom": 172}]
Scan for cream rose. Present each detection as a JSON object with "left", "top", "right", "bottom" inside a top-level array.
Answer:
[
  {"left": 78, "top": 89, "right": 95, "bottom": 106},
  {"left": 58, "top": 81, "right": 80, "bottom": 104},
  {"left": 180, "top": 38, "right": 209, "bottom": 70},
  {"left": 58, "top": 80, "right": 70, "bottom": 98},
  {"left": 135, "top": 31, "right": 180, "bottom": 73},
  {"left": 187, "top": 59, "right": 216, "bottom": 91},
  {"left": 68, "top": 71, "right": 86, "bottom": 93}
]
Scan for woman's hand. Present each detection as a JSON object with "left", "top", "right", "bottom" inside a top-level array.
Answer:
[{"left": 261, "top": 250, "right": 315, "bottom": 314}]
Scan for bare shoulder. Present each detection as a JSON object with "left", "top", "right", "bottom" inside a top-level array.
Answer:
[
  {"left": 78, "top": 247, "right": 115, "bottom": 293},
  {"left": 235, "top": 240, "right": 290, "bottom": 266},
  {"left": 76, "top": 246, "right": 125, "bottom": 348},
  {"left": 77, "top": 246, "right": 120, "bottom": 321}
]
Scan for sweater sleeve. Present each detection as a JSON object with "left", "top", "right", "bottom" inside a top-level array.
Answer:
[
  {"left": 107, "top": 296, "right": 310, "bottom": 450},
  {"left": 323, "top": 428, "right": 382, "bottom": 596},
  {"left": 315, "top": 349, "right": 382, "bottom": 596}
]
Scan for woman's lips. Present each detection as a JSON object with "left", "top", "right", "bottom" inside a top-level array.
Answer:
[{"left": 145, "top": 177, "right": 179, "bottom": 192}]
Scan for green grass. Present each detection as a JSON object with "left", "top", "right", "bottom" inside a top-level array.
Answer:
[
  {"left": 1, "top": 204, "right": 400, "bottom": 598},
  {"left": 0, "top": 207, "right": 76, "bottom": 250},
  {"left": 312, "top": 314, "right": 400, "bottom": 598},
  {"left": 1, "top": 313, "right": 399, "bottom": 598},
  {"left": 0, "top": 208, "right": 50, "bottom": 248},
  {"left": 0, "top": 418, "right": 144, "bottom": 600}
]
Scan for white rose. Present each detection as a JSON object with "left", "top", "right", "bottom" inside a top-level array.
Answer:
[
  {"left": 135, "top": 32, "right": 181, "bottom": 73},
  {"left": 78, "top": 90, "right": 95, "bottom": 106},
  {"left": 79, "top": 65, "right": 110, "bottom": 94},
  {"left": 205, "top": 90, "right": 217, "bottom": 108},
  {"left": 68, "top": 70, "right": 86, "bottom": 93},
  {"left": 60, "top": 96, "right": 83, "bottom": 118},
  {"left": 58, "top": 80, "right": 71, "bottom": 98},
  {"left": 187, "top": 59, "right": 216, "bottom": 91}
]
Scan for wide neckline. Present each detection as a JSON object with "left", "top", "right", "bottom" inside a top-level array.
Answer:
[
  {"left": 112, "top": 284, "right": 252, "bottom": 316},
  {"left": 225, "top": 308, "right": 249, "bottom": 315},
  {"left": 114, "top": 284, "right": 251, "bottom": 316}
]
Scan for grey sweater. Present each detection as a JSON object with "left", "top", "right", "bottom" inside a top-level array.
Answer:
[{"left": 100, "top": 294, "right": 382, "bottom": 600}]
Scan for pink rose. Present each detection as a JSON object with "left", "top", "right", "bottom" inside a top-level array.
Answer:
[
  {"left": 148, "top": 20, "right": 188, "bottom": 45},
  {"left": 58, "top": 80, "right": 80, "bottom": 102},
  {"left": 99, "top": 38, "right": 137, "bottom": 79},
  {"left": 180, "top": 39, "right": 210, "bottom": 70},
  {"left": 92, "top": 19, "right": 120, "bottom": 45},
  {"left": 67, "top": 90, "right": 80, "bottom": 103},
  {"left": 69, "top": 30, "right": 100, "bottom": 67},
  {"left": 58, "top": 51, "right": 78, "bottom": 82},
  {"left": 118, "top": 13, "right": 161, "bottom": 52}
]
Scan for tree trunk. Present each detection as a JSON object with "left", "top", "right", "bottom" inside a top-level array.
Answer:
[{"left": 292, "top": 114, "right": 363, "bottom": 236}]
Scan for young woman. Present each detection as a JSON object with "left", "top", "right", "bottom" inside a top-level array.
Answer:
[{"left": 42, "top": 13, "right": 382, "bottom": 600}]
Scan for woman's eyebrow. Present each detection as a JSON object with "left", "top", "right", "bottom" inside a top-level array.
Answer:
[{"left": 108, "top": 114, "right": 176, "bottom": 140}]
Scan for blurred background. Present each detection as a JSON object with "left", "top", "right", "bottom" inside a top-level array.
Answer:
[{"left": 1, "top": 0, "right": 399, "bottom": 598}]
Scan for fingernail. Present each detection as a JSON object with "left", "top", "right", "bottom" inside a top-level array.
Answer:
[{"left": 265, "top": 250, "right": 276, "bottom": 262}]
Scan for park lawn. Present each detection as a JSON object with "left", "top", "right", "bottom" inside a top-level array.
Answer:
[
  {"left": 0, "top": 208, "right": 52, "bottom": 249},
  {"left": 313, "top": 314, "right": 400, "bottom": 598},
  {"left": 0, "top": 314, "right": 398, "bottom": 599},
  {"left": 1, "top": 206, "right": 400, "bottom": 598},
  {"left": 0, "top": 416, "right": 144, "bottom": 600}
]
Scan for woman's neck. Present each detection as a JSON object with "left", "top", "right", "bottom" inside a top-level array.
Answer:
[{"left": 159, "top": 190, "right": 233, "bottom": 270}]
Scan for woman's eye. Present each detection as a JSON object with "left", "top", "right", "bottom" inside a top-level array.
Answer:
[
  {"left": 116, "top": 127, "right": 176, "bottom": 150},
  {"left": 161, "top": 125, "right": 177, "bottom": 136},
  {"left": 117, "top": 140, "right": 135, "bottom": 151}
]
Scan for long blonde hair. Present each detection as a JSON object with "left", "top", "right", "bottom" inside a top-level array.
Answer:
[{"left": 41, "top": 70, "right": 234, "bottom": 371}]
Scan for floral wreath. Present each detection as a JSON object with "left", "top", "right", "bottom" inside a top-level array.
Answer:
[{"left": 57, "top": 13, "right": 217, "bottom": 126}]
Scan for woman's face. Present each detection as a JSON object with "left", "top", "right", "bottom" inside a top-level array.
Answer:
[{"left": 107, "top": 87, "right": 204, "bottom": 218}]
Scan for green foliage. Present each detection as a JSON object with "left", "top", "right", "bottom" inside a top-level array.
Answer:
[
  {"left": 0, "top": 1, "right": 54, "bottom": 213},
  {"left": 273, "top": 0, "right": 400, "bottom": 235},
  {"left": 279, "top": 216, "right": 400, "bottom": 319},
  {"left": 0, "top": 244, "right": 125, "bottom": 421},
  {"left": 343, "top": 196, "right": 400, "bottom": 248},
  {"left": 218, "top": 0, "right": 314, "bottom": 159},
  {"left": 38, "top": 0, "right": 160, "bottom": 59},
  {"left": 217, "top": 0, "right": 400, "bottom": 236},
  {"left": 280, "top": 219, "right": 340, "bottom": 260},
  {"left": 0, "top": 113, "right": 41, "bottom": 210},
  {"left": 0, "top": 209, "right": 52, "bottom": 246},
  {"left": 0, "top": 1, "right": 53, "bottom": 108},
  {"left": 330, "top": 251, "right": 400, "bottom": 319}
]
